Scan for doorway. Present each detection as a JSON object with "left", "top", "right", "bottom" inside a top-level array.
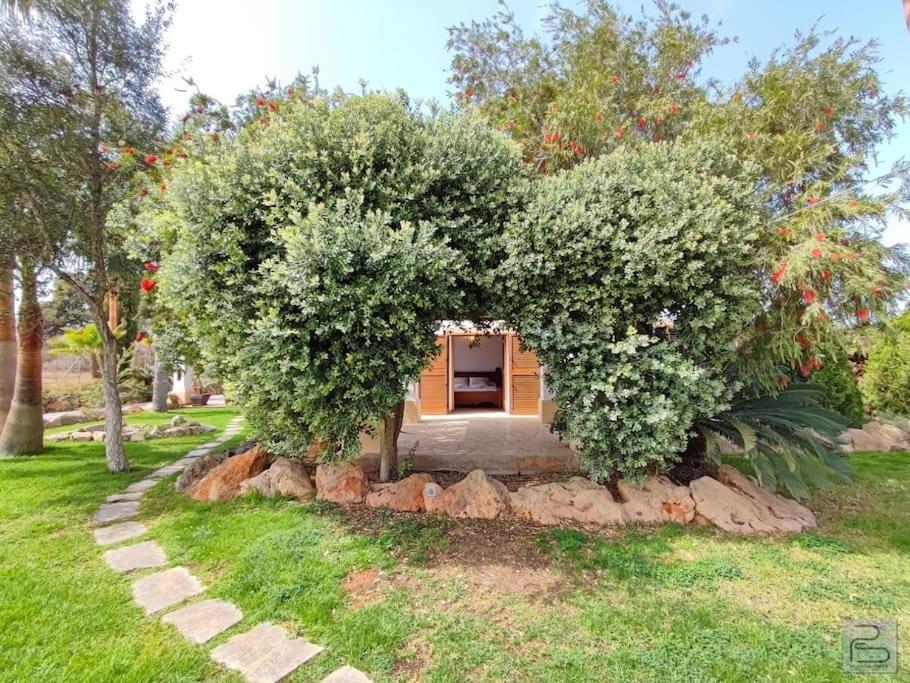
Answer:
[{"left": 451, "top": 334, "right": 505, "bottom": 413}]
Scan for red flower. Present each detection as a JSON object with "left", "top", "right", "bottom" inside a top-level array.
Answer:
[
  {"left": 655, "top": 116, "right": 664, "bottom": 125},
  {"left": 140, "top": 187, "right": 149, "bottom": 197},
  {"left": 139, "top": 278, "right": 156, "bottom": 293},
  {"left": 810, "top": 247, "right": 823, "bottom": 259},
  {"left": 615, "top": 127, "right": 624, "bottom": 139},
  {"left": 210, "top": 133, "right": 220, "bottom": 142},
  {"left": 286, "top": 86, "right": 295, "bottom": 95},
  {"left": 815, "top": 122, "right": 825, "bottom": 133},
  {"left": 144, "top": 154, "right": 157, "bottom": 165},
  {"left": 674, "top": 71, "right": 686, "bottom": 80},
  {"left": 771, "top": 260, "right": 788, "bottom": 285},
  {"left": 830, "top": 252, "right": 842, "bottom": 262},
  {"left": 778, "top": 227, "right": 791, "bottom": 238},
  {"left": 256, "top": 97, "right": 265, "bottom": 107},
  {"left": 106, "top": 161, "right": 120, "bottom": 171},
  {"left": 637, "top": 117, "right": 646, "bottom": 128},
  {"left": 796, "top": 333, "right": 811, "bottom": 348},
  {"left": 807, "top": 195, "right": 819, "bottom": 206},
  {"left": 594, "top": 112, "right": 603, "bottom": 123},
  {"left": 144, "top": 262, "right": 158, "bottom": 271},
  {"left": 821, "top": 270, "right": 832, "bottom": 281},
  {"left": 611, "top": 74, "right": 620, "bottom": 84},
  {"left": 268, "top": 100, "right": 277, "bottom": 111},
  {"left": 856, "top": 308, "right": 870, "bottom": 322},
  {"left": 464, "top": 87, "right": 474, "bottom": 99},
  {"left": 871, "top": 285, "right": 884, "bottom": 296},
  {"left": 669, "top": 103, "right": 679, "bottom": 114},
  {"left": 778, "top": 374, "right": 790, "bottom": 387},
  {"left": 135, "top": 332, "right": 146, "bottom": 343},
  {"left": 823, "top": 107, "right": 832, "bottom": 118},
  {"left": 120, "top": 146, "right": 133, "bottom": 155},
  {"left": 800, "top": 364, "right": 811, "bottom": 377},
  {"left": 815, "top": 232, "right": 826, "bottom": 242},
  {"left": 802, "top": 288, "right": 817, "bottom": 305}
]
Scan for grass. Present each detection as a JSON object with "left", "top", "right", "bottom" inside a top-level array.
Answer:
[{"left": 1, "top": 418, "right": 909, "bottom": 682}]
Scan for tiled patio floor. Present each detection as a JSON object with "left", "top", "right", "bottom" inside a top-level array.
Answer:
[{"left": 396, "top": 410, "right": 579, "bottom": 475}]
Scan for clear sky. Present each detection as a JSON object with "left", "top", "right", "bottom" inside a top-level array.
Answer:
[{"left": 142, "top": 0, "right": 910, "bottom": 245}]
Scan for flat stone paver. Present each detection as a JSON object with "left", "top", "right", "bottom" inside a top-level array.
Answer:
[
  {"left": 132, "top": 567, "right": 204, "bottom": 615},
  {"left": 322, "top": 666, "right": 373, "bottom": 683},
  {"left": 94, "top": 521, "right": 147, "bottom": 546},
  {"left": 106, "top": 491, "right": 145, "bottom": 503},
  {"left": 211, "top": 622, "right": 323, "bottom": 683},
  {"left": 150, "top": 465, "right": 184, "bottom": 479},
  {"left": 126, "top": 479, "right": 158, "bottom": 493},
  {"left": 93, "top": 501, "right": 140, "bottom": 524},
  {"left": 161, "top": 599, "right": 243, "bottom": 644},
  {"left": 103, "top": 540, "right": 167, "bottom": 573}
]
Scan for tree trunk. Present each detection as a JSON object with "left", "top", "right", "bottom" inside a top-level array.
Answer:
[
  {"left": 378, "top": 400, "right": 405, "bottom": 482},
  {"left": 151, "top": 346, "right": 170, "bottom": 412},
  {"left": 90, "top": 354, "right": 101, "bottom": 378},
  {"left": 98, "top": 322, "right": 128, "bottom": 472},
  {"left": 0, "top": 256, "right": 16, "bottom": 433},
  {"left": 0, "top": 262, "right": 43, "bottom": 455}
]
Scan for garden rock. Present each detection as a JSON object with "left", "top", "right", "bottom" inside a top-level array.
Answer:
[
  {"left": 366, "top": 473, "right": 434, "bottom": 512},
  {"left": 191, "top": 446, "right": 269, "bottom": 502},
  {"left": 510, "top": 476, "right": 627, "bottom": 526},
  {"left": 847, "top": 421, "right": 910, "bottom": 452},
  {"left": 171, "top": 414, "right": 186, "bottom": 427},
  {"left": 71, "top": 431, "right": 93, "bottom": 442},
  {"left": 176, "top": 452, "right": 228, "bottom": 492},
  {"left": 423, "top": 469, "right": 510, "bottom": 519},
  {"left": 315, "top": 463, "right": 367, "bottom": 504},
  {"left": 43, "top": 410, "right": 88, "bottom": 428},
  {"left": 715, "top": 464, "right": 816, "bottom": 532},
  {"left": 240, "top": 456, "right": 315, "bottom": 500},
  {"left": 617, "top": 475, "right": 696, "bottom": 524}
]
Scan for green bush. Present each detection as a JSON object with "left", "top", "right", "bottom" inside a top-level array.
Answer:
[
  {"left": 814, "top": 352, "right": 864, "bottom": 427},
  {"left": 151, "top": 93, "right": 527, "bottom": 456},
  {"left": 862, "top": 312, "right": 910, "bottom": 416},
  {"left": 500, "top": 140, "right": 762, "bottom": 481}
]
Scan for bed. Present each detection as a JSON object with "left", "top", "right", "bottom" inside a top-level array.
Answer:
[{"left": 453, "top": 370, "right": 502, "bottom": 408}]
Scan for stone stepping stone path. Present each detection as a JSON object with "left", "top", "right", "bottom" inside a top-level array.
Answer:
[
  {"left": 132, "top": 566, "right": 204, "bottom": 614},
  {"left": 162, "top": 599, "right": 243, "bottom": 644},
  {"left": 94, "top": 521, "right": 147, "bottom": 546},
  {"left": 211, "top": 622, "right": 324, "bottom": 683},
  {"left": 94, "top": 500, "right": 139, "bottom": 524},
  {"left": 103, "top": 540, "right": 167, "bottom": 573},
  {"left": 88, "top": 415, "right": 372, "bottom": 682},
  {"left": 322, "top": 665, "right": 373, "bottom": 683}
]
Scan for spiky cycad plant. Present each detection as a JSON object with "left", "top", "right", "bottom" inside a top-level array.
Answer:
[{"left": 695, "top": 382, "right": 852, "bottom": 499}]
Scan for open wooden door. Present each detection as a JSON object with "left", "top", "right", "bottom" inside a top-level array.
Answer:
[
  {"left": 510, "top": 335, "right": 540, "bottom": 416},
  {"left": 419, "top": 336, "right": 449, "bottom": 415}
]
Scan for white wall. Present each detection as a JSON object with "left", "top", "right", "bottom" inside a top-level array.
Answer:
[{"left": 452, "top": 335, "right": 503, "bottom": 372}]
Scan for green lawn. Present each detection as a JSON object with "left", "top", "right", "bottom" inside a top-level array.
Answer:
[{"left": 1, "top": 411, "right": 908, "bottom": 682}]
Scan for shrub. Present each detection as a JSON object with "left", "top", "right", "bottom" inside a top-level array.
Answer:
[
  {"left": 500, "top": 140, "right": 762, "bottom": 480},
  {"left": 862, "top": 312, "right": 910, "bottom": 416},
  {"left": 813, "top": 352, "right": 864, "bottom": 427},
  {"left": 151, "top": 93, "right": 527, "bottom": 457}
]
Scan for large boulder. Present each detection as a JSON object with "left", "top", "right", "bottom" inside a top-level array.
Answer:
[
  {"left": 690, "top": 466, "right": 816, "bottom": 535},
  {"left": 43, "top": 410, "right": 88, "bottom": 429},
  {"left": 617, "top": 475, "right": 695, "bottom": 524},
  {"left": 847, "top": 421, "right": 910, "bottom": 452},
  {"left": 715, "top": 464, "right": 816, "bottom": 532},
  {"left": 366, "top": 473, "right": 434, "bottom": 512},
  {"left": 315, "top": 463, "right": 368, "bottom": 504},
  {"left": 423, "top": 469, "right": 510, "bottom": 520},
  {"left": 240, "top": 456, "right": 315, "bottom": 500},
  {"left": 177, "top": 452, "right": 229, "bottom": 492},
  {"left": 191, "top": 446, "right": 269, "bottom": 502},
  {"left": 510, "top": 476, "right": 627, "bottom": 526}
]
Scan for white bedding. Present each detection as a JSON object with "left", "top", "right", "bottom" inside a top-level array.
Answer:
[{"left": 454, "top": 383, "right": 499, "bottom": 392}]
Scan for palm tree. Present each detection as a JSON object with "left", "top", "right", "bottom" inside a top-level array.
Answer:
[
  {"left": 49, "top": 323, "right": 104, "bottom": 378},
  {"left": 0, "top": 255, "right": 16, "bottom": 433},
  {"left": 0, "top": 259, "right": 43, "bottom": 454}
]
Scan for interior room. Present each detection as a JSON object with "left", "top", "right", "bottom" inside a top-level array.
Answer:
[{"left": 451, "top": 334, "right": 504, "bottom": 411}]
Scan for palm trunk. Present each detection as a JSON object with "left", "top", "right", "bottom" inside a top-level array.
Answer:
[
  {"left": 0, "top": 256, "right": 16, "bottom": 433},
  {"left": 151, "top": 346, "right": 170, "bottom": 412},
  {"left": 98, "top": 321, "right": 128, "bottom": 472},
  {"left": 378, "top": 400, "right": 405, "bottom": 482},
  {"left": 0, "top": 262, "right": 43, "bottom": 455}
]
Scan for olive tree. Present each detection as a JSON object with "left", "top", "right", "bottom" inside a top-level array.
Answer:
[{"left": 148, "top": 93, "right": 527, "bottom": 479}]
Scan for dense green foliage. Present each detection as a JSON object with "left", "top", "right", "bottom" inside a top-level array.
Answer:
[
  {"left": 148, "top": 94, "right": 527, "bottom": 457},
  {"left": 862, "top": 311, "right": 910, "bottom": 415},
  {"left": 813, "top": 351, "right": 865, "bottom": 427},
  {"left": 500, "top": 141, "right": 761, "bottom": 480}
]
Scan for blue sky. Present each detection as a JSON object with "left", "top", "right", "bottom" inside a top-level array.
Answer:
[{"left": 147, "top": 0, "right": 909, "bottom": 244}]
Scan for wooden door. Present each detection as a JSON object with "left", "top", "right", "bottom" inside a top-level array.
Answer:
[
  {"left": 419, "top": 336, "right": 449, "bottom": 414},
  {"left": 510, "top": 335, "right": 540, "bottom": 416}
]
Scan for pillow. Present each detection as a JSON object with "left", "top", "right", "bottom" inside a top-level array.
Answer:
[
  {"left": 454, "top": 377, "right": 468, "bottom": 389},
  {"left": 468, "top": 376, "right": 487, "bottom": 388}
]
